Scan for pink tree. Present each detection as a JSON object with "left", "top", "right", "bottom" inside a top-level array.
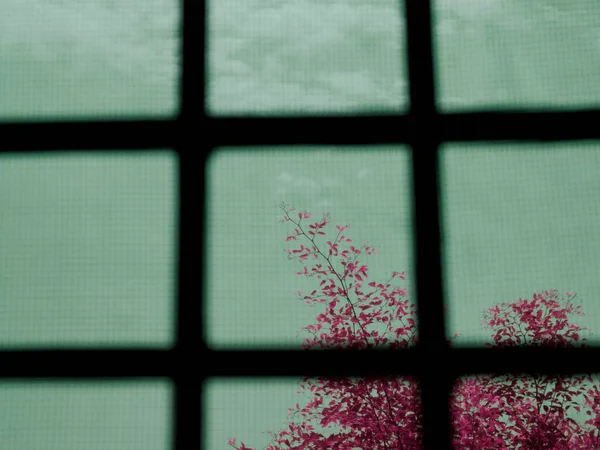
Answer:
[
  {"left": 228, "top": 203, "right": 600, "bottom": 449},
  {"left": 451, "top": 291, "right": 597, "bottom": 449}
]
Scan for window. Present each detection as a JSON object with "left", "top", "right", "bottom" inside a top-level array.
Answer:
[{"left": 1, "top": 1, "right": 600, "bottom": 449}]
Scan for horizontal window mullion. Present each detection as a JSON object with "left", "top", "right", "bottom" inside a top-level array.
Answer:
[
  {"left": 1, "top": 347, "right": 599, "bottom": 377},
  {"left": 2, "top": 111, "right": 599, "bottom": 152},
  {"left": 204, "top": 348, "right": 600, "bottom": 377},
  {"left": 0, "top": 120, "right": 178, "bottom": 152}
]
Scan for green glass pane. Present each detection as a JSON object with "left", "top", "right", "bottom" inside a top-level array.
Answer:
[
  {"left": 207, "top": 1, "right": 408, "bottom": 116},
  {"left": 204, "top": 376, "right": 420, "bottom": 449},
  {"left": 205, "top": 147, "right": 414, "bottom": 348},
  {"left": 0, "top": 380, "right": 171, "bottom": 449},
  {"left": 204, "top": 378, "right": 302, "bottom": 450},
  {"left": 434, "top": 1, "right": 600, "bottom": 111},
  {"left": 0, "top": 1, "right": 179, "bottom": 120},
  {"left": 206, "top": 374, "right": 600, "bottom": 449},
  {"left": 0, "top": 151, "right": 177, "bottom": 347},
  {"left": 441, "top": 142, "right": 600, "bottom": 346}
]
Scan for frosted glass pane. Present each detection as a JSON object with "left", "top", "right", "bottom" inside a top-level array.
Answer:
[
  {"left": 206, "top": 147, "right": 414, "bottom": 348},
  {"left": 0, "top": 1, "right": 179, "bottom": 120},
  {"left": 204, "top": 378, "right": 301, "bottom": 450},
  {"left": 208, "top": 1, "right": 407, "bottom": 115},
  {"left": 434, "top": 1, "right": 600, "bottom": 111},
  {"left": 441, "top": 142, "right": 600, "bottom": 346},
  {"left": 0, "top": 380, "right": 171, "bottom": 449},
  {"left": 0, "top": 151, "right": 177, "bottom": 347}
]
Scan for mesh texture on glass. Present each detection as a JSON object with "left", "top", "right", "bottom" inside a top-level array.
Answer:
[
  {"left": 0, "top": 151, "right": 177, "bottom": 347},
  {"left": 441, "top": 142, "right": 600, "bottom": 347},
  {"left": 208, "top": 0, "right": 407, "bottom": 115},
  {"left": 0, "top": 0, "right": 179, "bottom": 119},
  {"left": 434, "top": 0, "right": 600, "bottom": 111},
  {"left": 0, "top": 380, "right": 172, "bottom": 450}
]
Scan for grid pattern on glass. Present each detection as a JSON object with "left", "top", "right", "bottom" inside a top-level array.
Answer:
[
  {"left": 204, "top": 376, "right": 421, "bottom": 449},
  {"left": 0, "top": 0, "right": 180, "bottom": 119},
  {"left": 0, "top": 380, "right": 172, "bottom": 449},
  {"left": 205, "top": 147, "right": 414, "bottom": 349},
  {"left": 3, "top": 0, "right": 600, "bottom": 449},
  {"left": 440, "top": 142, "right": 600, "bottom": 346},
  {"left": 203, "top": 378, "right": 302, "bottom": 449},
  {"left": 433, "top": 0, "right": 600, "bottom": 111},
  {"left": 0, "top": 151, "right": 177, "bottom": 347},
  {"left": 207, "top": 0, "right": 408, "bottom": 115}
]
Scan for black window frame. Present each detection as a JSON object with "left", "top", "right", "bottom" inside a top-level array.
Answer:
[{"left": 2, "top": 1, "right": 600, "bottom": 449}]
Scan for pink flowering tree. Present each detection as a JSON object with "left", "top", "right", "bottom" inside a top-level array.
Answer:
[{"left": 227, "top": 203, "right": 600, "bottom": 449}]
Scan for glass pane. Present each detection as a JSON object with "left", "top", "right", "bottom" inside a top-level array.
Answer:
[
  {"left": 434, "top": 1, "right": 600, "bottom": 111},
  {"left": 204, "top": 376, "right": 421, "bottom": 449},
  {"left": 206, "top": 147, "right": 414, "bottom": 348},
  {"left": 0, "top": 1, "right": 179, "bottom": 120},
  {"left": 0, "top": 380, "right": 171, "bottom": 449},
  {"left": 0, "top": 151, "right": 177, "bottom": 347},
  {"left": 206, "top": 374, "right": 600, "bottom": 449},
  {"left": 441, "top": 142, "right": 600, "bottom": 346},
  {"left": 451, "top": 373, "right": 600, "bottom": 448},
  {"left": 207, "top": 1, "right": 407, "bottom": 116}
]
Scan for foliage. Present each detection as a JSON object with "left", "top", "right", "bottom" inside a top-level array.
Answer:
[{"left": 228, "top": 203, "right": 600, "bottom": 449}]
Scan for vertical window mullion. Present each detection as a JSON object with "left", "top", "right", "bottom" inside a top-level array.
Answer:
[
  {"left": 405, "top": 0, "right": 451, "bottom": 448},
  {"left": 178, "top": 0, "right": 207, "bottom": 448}
]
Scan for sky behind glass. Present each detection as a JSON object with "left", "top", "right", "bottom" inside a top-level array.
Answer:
[
  {"left": 2, "top": 0, "right": 600, "bottom": 118},
  {"left": 2, "top": 0, "right": 600, "bottom": 448}
]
